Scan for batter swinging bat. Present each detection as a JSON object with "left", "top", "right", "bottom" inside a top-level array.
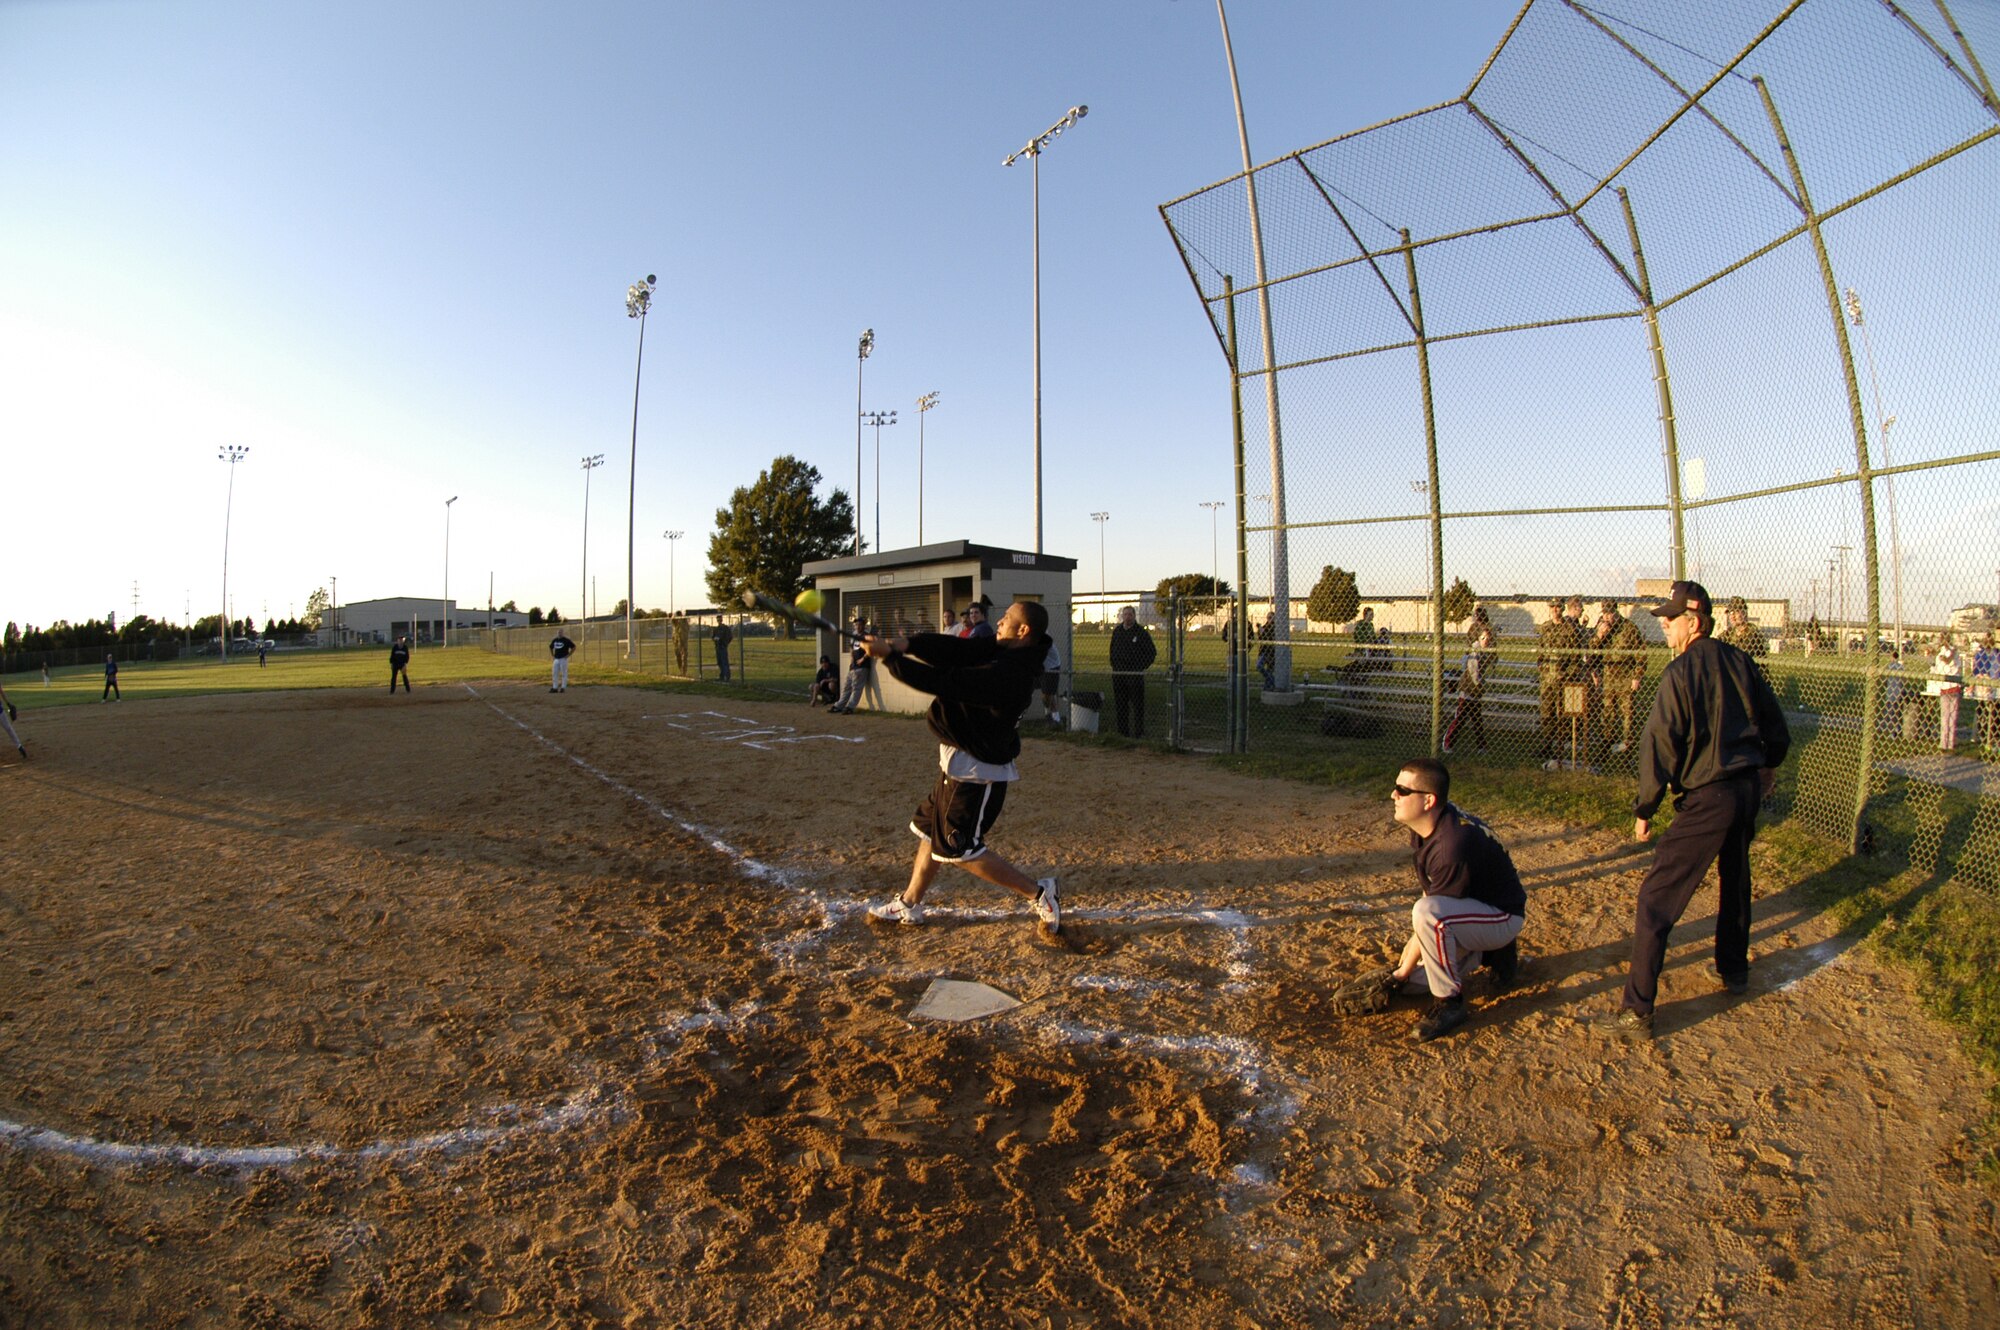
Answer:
[{"left": 739, "top": 589, "right": 866, "bottom": 643}]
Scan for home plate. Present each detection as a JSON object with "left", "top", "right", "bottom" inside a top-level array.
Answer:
[{"left": 910, "top": 979, "right": 1021, "bottom": 1022}]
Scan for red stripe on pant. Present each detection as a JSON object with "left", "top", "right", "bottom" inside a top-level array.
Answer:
[{"left": 1430, "top": 908, "right": 1514, "bottom": 988}]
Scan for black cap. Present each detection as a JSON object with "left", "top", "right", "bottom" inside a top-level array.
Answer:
[{"left": 1649, "top": 579, "right": 1711, "bottom": 618}]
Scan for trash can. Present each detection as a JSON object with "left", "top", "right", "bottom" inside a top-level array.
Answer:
[{"left": 1069, "top": 690, "right": 1102, "bottom": 734}]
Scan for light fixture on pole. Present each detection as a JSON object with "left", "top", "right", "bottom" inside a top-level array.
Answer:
[
  {"left": 443, "top": 495, "right": 458, "bottom": 647},
  {"left": 662, "top": 530, "right": 683, "bottom": 619},
  {"left": 1005, "top": 103, "right": 1088, "bottom": 554},
  {"left": 625, "top": 273, "right": 657, "bottom": 657},
  {"left": 580, "top": 453, "right": 605, "bottom": 624},
  {"left": 861, "top": 409, "right": 898, "bottom": 553},
  {"left": 218, "top": 445, "right": 249, "bottom": 663},
  {"left": 916, "top": 392, "right": 940, "bottom": 545},
  {"left": 1199, "top": 500, "right": 1225, "bottom": 621},
  {"left": 1090, "top": 511, "right": 1111, "bottom": 623},
  {"left": 854, "top": 329, "right": 874, "bottom": 556}
]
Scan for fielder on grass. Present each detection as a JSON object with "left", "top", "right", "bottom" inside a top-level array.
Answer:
[{"left": 865, "top": 599, "right": 1062, "bottom": 933}]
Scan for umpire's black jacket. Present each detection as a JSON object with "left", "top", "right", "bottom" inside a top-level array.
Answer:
[
  {"left": 1635, "top": 635, "right": 1791, "bottom": 820},
  {"left": 883, "top": 631, "right": 1051, "bottom": 767}
]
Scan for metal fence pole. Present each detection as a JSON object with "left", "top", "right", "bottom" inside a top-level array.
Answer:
[
  {"left": 1617, "top": 188, "right": 1688, "bottom": 581},
  {"left": 1759, "top": 75, "right": 1886, "bottom": 853},
  {"left": 1226, "top": 276, "right": 1251, "bottom": 752},
  {"left": 1399, "top": 228, "right": 1447, "bottom": 753}
]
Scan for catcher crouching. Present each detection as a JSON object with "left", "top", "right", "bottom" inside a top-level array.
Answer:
[{"left": 1355, "top": 757, "right": 1526, "bottom": 1041}]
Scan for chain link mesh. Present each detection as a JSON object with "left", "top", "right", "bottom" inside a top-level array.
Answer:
[{"left": 1160, "top": 0, "right": 1999, "bottom": 888}]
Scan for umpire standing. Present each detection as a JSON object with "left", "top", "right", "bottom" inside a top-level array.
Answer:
[{"left": 1616, "top": 580, "right": 1790, "bottom": 1038}]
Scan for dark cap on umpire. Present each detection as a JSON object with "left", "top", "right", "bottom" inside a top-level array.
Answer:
[{"left": 1649, "top": 579, "right": 1711, "bottom": 618}]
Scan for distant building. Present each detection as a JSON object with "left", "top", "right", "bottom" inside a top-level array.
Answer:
[{"left": 320, "top": 597, "right": 526, "bottom": 645}]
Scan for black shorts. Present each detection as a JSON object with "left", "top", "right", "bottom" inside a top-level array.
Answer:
[
  {"left": 1040, "top": 671, "right": 1059, "bottom": 694},
  {"left": 909, "top": 775, "right": 1009, "bottom": 862}
]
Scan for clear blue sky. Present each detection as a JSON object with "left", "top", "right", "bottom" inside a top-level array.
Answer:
[
  {"left": 0, "top": 0, "right": 1506, "bottom": 629},
  {"left": 4, "top": 1, "right": 1994, "bottom": 633}
]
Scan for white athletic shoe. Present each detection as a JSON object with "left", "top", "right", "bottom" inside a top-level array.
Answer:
[
  {"left": 868, "top": 895, "right": 924, "bottom": 926},
  {"left": 1032, "top": 877, "right": 1061, "bottom": 931}
]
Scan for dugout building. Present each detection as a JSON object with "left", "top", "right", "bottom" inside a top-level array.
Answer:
[{"left": 802, "top": 541, "right": 1076, "bottom": 719}]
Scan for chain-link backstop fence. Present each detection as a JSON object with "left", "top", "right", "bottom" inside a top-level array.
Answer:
[{"left": 1159, "top": 0, "right": 1999, "bottom": 888}]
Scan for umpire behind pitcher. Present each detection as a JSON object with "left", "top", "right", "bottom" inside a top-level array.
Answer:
[{"left": 1615, "top": 580, "right": 1790, "bottom": 1039}]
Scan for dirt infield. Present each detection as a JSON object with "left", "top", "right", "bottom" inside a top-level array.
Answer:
[{"left": 1, "top": 683, "right": 1995, "bottom": 1327}]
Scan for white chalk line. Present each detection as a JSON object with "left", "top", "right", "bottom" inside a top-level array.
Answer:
[
  {"left": 0, "top": 1082, "right": 622, "bottom": 1171},
  {"left": 645, "top": 709, "right": 867, "bottom": 750}
]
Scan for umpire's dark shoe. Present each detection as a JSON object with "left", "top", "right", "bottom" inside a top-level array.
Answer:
[
  {"left": 1718, "top": 969, "right": 1750, "bottom": 995},
  {"left": 1413, "top": 995, "right": 1468, "bottom": 1042},
  {"left": 1482, "top": 939, "right": 1520, "bottom": 991}
]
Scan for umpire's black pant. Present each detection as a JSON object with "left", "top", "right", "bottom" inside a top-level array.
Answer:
[
  {"left": 1113, "top": 675, "right": 1146, "bottom": 737},
  {"left": 1622, "top": 770, "right": 1760, "bottom": 1015}
]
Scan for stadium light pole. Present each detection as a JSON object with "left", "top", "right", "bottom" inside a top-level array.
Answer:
[
  {"left": 329, "top": 575, "right": 337, "bottom": 649},
  {"left": 579, "top": 453, "right": 604, "bottom": 628},
  {"left": 861, "top": 410, "right": 898, "bottom": 553},
  {"left": 1091, "top": 511, "right": 1110, "bottom": 624},
  {"left": 854, "top": 328, "right": 873, "bottom": 556},
  {"left": 443, "top": 495, "right": 458, "bottom": 647},
  {"left": 1844, "top": 287, "right": 1905, "bottom": 653},
  {"left": 1005, "top": 103, "right": 1088, "bottom": 554},
  {"left": 916, "top": 392, "right": 940, "bottom": 545},
  {"left": 663, "top": 530, "right": 683, "bottom": 618},
  {"left": 1200, "top": 500, "right": 1226, "bottom": 623},
  {"left": 625, "top": 275, "right": 656, "bottom": 656},
  {"left": 1216, "top": 0, "right": 1293, "bottom": 689},
  {"left": 218, "top": 445, "right": 248, "bottom": 664}
]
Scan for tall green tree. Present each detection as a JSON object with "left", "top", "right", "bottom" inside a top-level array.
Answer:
[
  {"left": 1152, "top": 573, "right": 1232, "bottom": 621},
  {"left": 1307, "top": 566, "right": 1359, "bottom": 627},
  {"left": 1442, "top": 577, "right": 1477, "bottom": 626},
  {"left": 303, "top": 587, "right": 330, "bottom": 631},
  {"left": 705, "top": 456, "right": 856, "bottom": 635}
]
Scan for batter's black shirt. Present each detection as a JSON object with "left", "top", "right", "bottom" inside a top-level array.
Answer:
[
  {"left": 883, "top": 631, "right": 1050, "bottom": 767},
  {"left": 1410, "top": 804, "right": 1527, "bottom": 918}
]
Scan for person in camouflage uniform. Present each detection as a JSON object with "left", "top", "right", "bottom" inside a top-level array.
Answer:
[
  {"left": 1720, "top": 596, "right": 1767, "bottom": 658},
  {"left": 1536, "top": 598, "right": 1580, "bottom": 761},
  {"left": 1593, "top": 598, "right": 1649, "bottom": 754}
]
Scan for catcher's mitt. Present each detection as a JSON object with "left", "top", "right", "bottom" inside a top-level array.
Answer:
[{"left": 1328, "top": 967, "right": 1400, "bottom": 1016}]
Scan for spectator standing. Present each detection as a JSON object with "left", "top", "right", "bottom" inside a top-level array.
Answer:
[
  {"left": 1971, "top": 631, "right": 1999, "bottom": 753},
  {"left": 1929, "top": 633, "right": 1963, "bottom": 751},
  {"left": 1443, "top": 607, "right": 1494, "bottom": 755},
  {"left": 1108, "top": 606, "right": 1158, "bottom": 738},
  {"left": 1040, "top": 638, "right": 1063, "bottom": 728},
  {"left": 388, "top": 636, "right": 412, "bottom": 693},
  {"left": 1595, "top": 599, "right": 1649, "bottom": 755},
  {"left": 1721, "top": 597, "right": 1768, "bottom": 657},
  {"left": 1256, "top": 612, "right": 1277, "bottom": 690},
  {"left": 1535, "top": 599, "right": 1574, "bottom": 761},
  {"left": 713, "top": 618, "right": 734, "bottom": 681}
]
